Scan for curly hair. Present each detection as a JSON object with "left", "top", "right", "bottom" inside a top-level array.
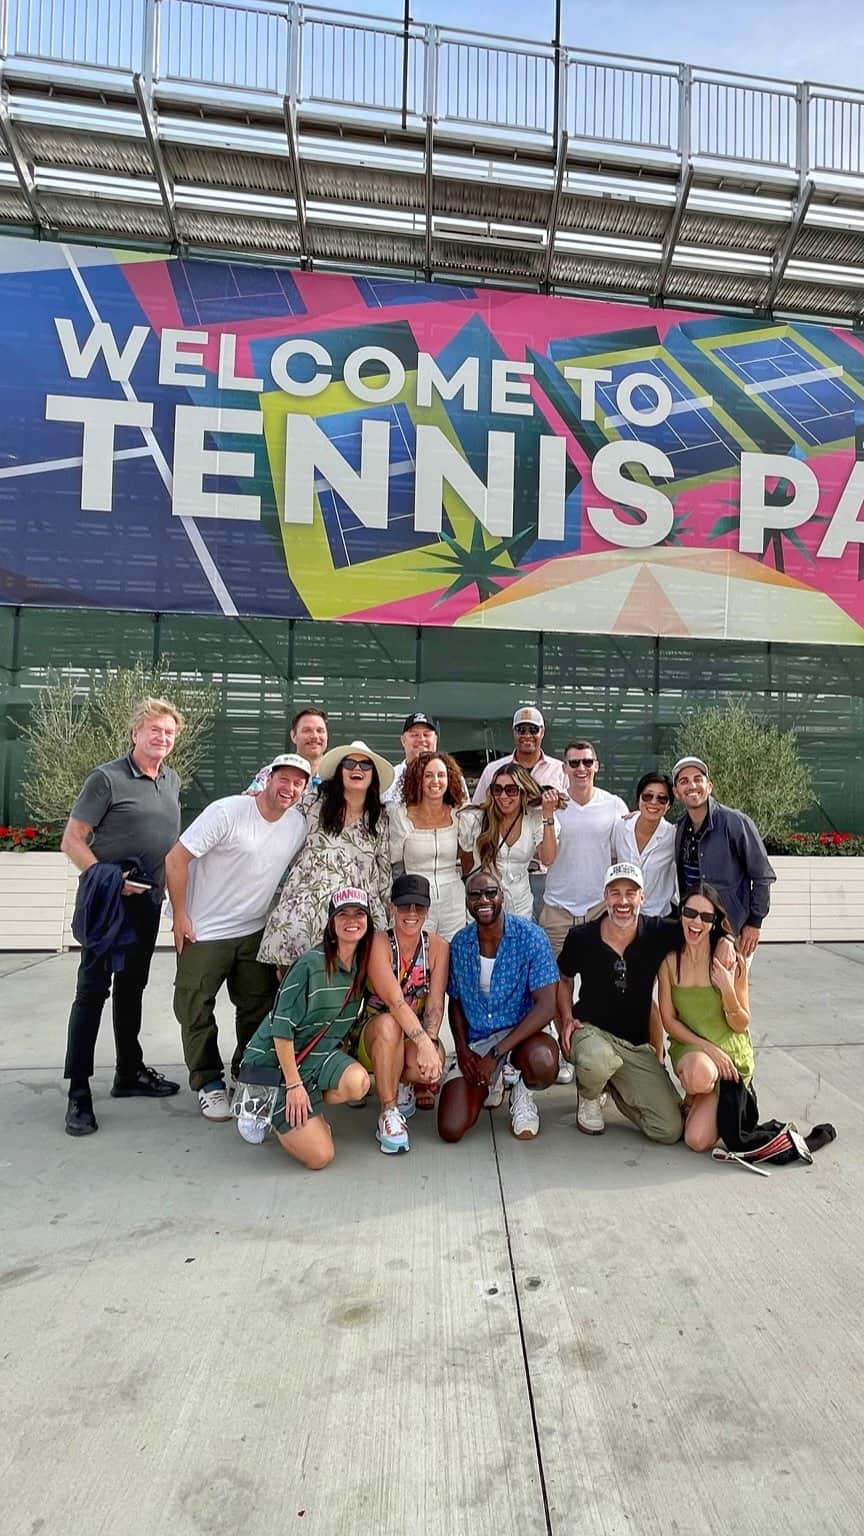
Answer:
[
  {"left": 474, "top": 763, "right": 542, "bottom": 872},
  {"left": 401, "top": 750, "right": 466, "bottom": 807}
]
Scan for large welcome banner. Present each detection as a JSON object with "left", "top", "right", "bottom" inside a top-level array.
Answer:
[{"left": 2, "top": 236, "right": 864, "bottom": 643}]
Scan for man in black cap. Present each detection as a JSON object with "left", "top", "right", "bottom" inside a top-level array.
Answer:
[{"left": 382, "top": 711, "right": 440, "bottom": 805}]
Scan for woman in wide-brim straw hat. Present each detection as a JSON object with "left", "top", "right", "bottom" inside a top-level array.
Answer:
[{"left": 258, "top": 742, "right": 394, "bottom": 971}]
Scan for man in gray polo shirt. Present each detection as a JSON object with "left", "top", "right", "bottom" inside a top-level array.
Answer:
[{"left": 61, "top": 697, "right": 185, "bottom": 1137}]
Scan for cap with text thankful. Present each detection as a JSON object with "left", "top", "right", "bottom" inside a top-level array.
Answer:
[
  {"left": 513, "top": 706, "right": 544, "bottom": 728},
  {"left": 604, "top": 862, "right": 644, "bottom": 890},
  {"left": 402, "top": 711, "right": 438, "bottom": 733},
  {"left": 265, "top": 753, "right": 312, "bottom": 777},
  {"left": 671, "top": 756, "right": 709, "bottom": 784},
  {"left": 329, "top": 886, "right": 370, "bottom": 913}
]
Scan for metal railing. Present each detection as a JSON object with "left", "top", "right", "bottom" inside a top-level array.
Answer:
[{"left": 4, "top": 0, "right": 864, "bottom": 177}]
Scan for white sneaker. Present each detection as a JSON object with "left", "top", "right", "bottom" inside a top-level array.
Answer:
[
  {"left": 377, "top": 1106, "right": 410, "bottom": 1154},
  {"left": 577, "top": 1093, "right": 605, "bottom": 1135},
  {"left": 484, "top": 1077, "right": 505, "bottom": 1109},
  {"left": 556, "top": 1059, "right": 575, "bottom": 1084},
  {"left": 396, "top": 1082, "right": 416, "bottom": 1119},
  {"left": 198, "top": 1086, "right": 232, "bottom": 1122},
  {"left": 509, "top": 1076, "right": 540, "bottom": 1140}
]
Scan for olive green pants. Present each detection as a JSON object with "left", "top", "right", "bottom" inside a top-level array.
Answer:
[
  {"left": 174, "top": 930, "right": 278, "bottom": 1092},
  {"left": 568, "top": 1024, "right": 683, "bottom": 1145}
]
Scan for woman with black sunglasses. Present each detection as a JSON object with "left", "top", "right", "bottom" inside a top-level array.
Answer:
[
  {"left": 458, "top": 763, "right": 560, "bottom": 917},
  {"left": 258, "top": 741, "right": 393, "bottom": 969},
  {"left": 657, "top": 882, "right": 754, "bottom": 1152},
  {"left": 611, "top": 771, "right": 677, "bottom": 917}
]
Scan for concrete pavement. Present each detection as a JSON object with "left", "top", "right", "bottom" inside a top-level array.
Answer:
[{"left": 0, "top": 944, "right": 859, "bottom": 1536}]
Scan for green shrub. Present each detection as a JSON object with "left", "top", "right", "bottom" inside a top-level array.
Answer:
[
  {"left": 18, "top": 662, "right": 218, "bottom": 824},
  {"left": 671, "top": 701, "right": 813, "bottom": 843}
]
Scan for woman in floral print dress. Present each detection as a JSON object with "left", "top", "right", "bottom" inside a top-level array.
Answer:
[{"left": 258, "top": 741, "right": 394, "bottom": 970}]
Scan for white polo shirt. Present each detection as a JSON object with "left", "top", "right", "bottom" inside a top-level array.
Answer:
[
  {"left": 180, "top": 795, "right": 307, "bottom": 942},
  {"left": 544, "top": 787, "right": 629, "bottom": 917}
]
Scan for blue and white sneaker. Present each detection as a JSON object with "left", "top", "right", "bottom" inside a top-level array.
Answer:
[
  {"left": 396, "top": 1082, "right": 416, "bottom": 1119},
  {"left": 377, "top": 1106, "right": 410, "bottom": 1154}
]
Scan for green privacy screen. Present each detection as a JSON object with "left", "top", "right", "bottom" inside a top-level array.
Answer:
[{"left": 1, "top": 608, "right": 862, "bottom": 831}]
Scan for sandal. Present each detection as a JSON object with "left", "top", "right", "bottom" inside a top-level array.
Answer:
[{"left": 414, "top": 1082, "right": 440, "bottom": 1111}]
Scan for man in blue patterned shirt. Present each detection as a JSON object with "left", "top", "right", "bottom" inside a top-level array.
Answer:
[{"left": 438, "top": 871, "right": 560, "bottom": 1143}]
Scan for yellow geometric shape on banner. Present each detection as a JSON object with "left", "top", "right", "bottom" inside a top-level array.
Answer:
[
  {"left": 261, "top": 374, "right": 515, "bottom": 621},
  {"left": 454, "top": 546, "right": 864, "bottom": 644}
]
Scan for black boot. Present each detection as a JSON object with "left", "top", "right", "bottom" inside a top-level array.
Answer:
[{"left": 65, "top": 1088, "right": 98, "bottom": 1137}]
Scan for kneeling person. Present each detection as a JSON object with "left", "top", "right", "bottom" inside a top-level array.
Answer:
[
  {"left": 557, "top": 861, "right": 685, "bottom": 1143},
  {"left": 239, "top": 888, "right": 373, "bottom": 1170},
  {"left": 358, "top": 874, "right": 448, "bottom": 1155},
  {"left": 165, "top": 754, "right": 309, "bottom": 1120},
  {"left": 438, "top": 871, "right": 560, "bottom": 1143}
]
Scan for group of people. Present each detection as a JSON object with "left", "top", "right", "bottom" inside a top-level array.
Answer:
[{"left": 58, "top": 694, "right": 827, "bottom": 1172}]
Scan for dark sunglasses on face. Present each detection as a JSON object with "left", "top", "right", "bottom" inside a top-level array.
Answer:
[
  {"left": 467, "top": 886, "right": 500, "bottom": 901},
  {"left": 514, "top": 723, "right": 541, "bottom": 735},
  {"left": 343, "top": 757, "right": 373, "bottom": 772},
  {"left": 612, "top": 955, "right": 627, "bottom": 991},
  {"left": 641, "top": 791, "right": 670, "bottom": 804},
  {"left": 493, "top": 783, "right": 520, "bottom": 797},
  {"left": 566, "top": 757, "right": 595, "bottom": 769},
  {"left": 681, "top": 906, "right": 715, "bottom": 925}
]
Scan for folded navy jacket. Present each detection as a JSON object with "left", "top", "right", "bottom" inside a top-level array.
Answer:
[{"left": 71, "top": 862, "right": 144, "bottom": 970}]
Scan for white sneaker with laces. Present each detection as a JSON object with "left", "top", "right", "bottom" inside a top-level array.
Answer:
[
  {"left": 377, "top": 1106, "right": 410, "bottom": 1154},
  {"left": 198, "top": 1086, "right": 232, "bottom": 1122},
  {"left": 509, "top": 1076, "right": 540, "bottom": 1140},
  {"left": 396, "top": 1082, "right": 416, "bottom": 1119},
  {"left": 484, "top": 1077, "right": 505, "bottom": 1109},
  {"left": 577, "top": 1093, "right": 606, "bottom": 1135},
  {"left": 556, "top": 1059, "right": 575, "bottom": 1084}
]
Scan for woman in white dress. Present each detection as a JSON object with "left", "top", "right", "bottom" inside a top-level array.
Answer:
[
  {"left": 388, "top": 751, "right": 468, "bottom": 941},
  {"left": 458, "top": 763, "right": 559, "bottom": 918},
  {"left": 611, "top": 771, "right": 677, "bottom": 917}
]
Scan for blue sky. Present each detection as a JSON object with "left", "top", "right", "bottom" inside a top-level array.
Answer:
[{"left": 346, "top": 0, "right": 864, "bottom": 89}]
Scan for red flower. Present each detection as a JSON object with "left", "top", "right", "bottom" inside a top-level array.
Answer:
[
  {"left": 21, "top": 827, "right": 37, "bottom": 838},
  {"left": 0, "top": 826, "right": 9, "bottom": 836}
]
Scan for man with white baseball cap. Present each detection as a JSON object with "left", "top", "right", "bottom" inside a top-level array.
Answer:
[
  {"left": 165, "top": 753, "right": 311, "bottom": 1120},
  {"left": 672, "top": 756, "right": 775, "bottom": 959},
  {"left": 555, "top": 860, "right": 686, "bottom": 1141}
]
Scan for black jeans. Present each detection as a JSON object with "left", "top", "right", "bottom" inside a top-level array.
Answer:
[{"left": 64, "top": 897, "right": 162, "bottom": 1086}]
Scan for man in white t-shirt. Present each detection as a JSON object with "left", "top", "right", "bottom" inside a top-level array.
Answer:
[
  {"left": 540, "top": 739, "right": 628, "bottom": 959},
  {"left": 165, "top": 754, "right": 310, "bottom": 1120}
]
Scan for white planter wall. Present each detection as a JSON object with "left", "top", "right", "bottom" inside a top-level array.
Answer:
[{"left": 0, "top": 853, "right": 861, "bottom": 950}]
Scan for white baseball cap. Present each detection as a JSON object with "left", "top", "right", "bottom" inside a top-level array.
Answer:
[
  {"left": 513, "top": 706, "right": 545, "bottom": 728},
  {"left": 265, "top": 753, "right": 312, "bottom": 777},
  {"left": 604, "top": 861, "right": 644, "bottom": 890},
  {"left": 672, "top": 755, "right": 709, "bottom": 784}
]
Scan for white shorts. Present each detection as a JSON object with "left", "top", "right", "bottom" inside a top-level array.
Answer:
[{"left": 442, "top": 1028, "right": 511, "bottom": 1086}]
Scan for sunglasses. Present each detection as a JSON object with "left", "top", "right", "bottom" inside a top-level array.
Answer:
[
  {"left": 343, "top": 757, "right": 373, "bottom": 772},
  {"left": 612, "top": 955, "right": 627, "bottom": 992},
  {"left": 640, "top": 791, "right": 670, "bottom": 804},
  {"left": 493, "top": 783, "right": 520, "bottom": 797},
  {"left": 681, "top": 906, "right": 715, "bottom": 925},
  {"left": 566, "top": 757, "right": 595, "bottom": 769},
  {"left": 466, "top": 886, "right": 500, "bottom": 901},
  {"left": 514, "top": 723, "right": 541, "bottom": 735}
]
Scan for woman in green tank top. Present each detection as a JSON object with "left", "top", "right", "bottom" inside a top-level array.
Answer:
[{"left": 658, "top": 882, "right": 754, "bottom": 1153}]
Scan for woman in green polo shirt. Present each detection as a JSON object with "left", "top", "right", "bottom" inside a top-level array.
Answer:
[{"left": 239, "top": 886, "right": 374, "bottom": 1170}]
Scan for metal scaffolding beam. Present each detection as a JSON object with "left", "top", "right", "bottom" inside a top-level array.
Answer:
[
  {"left": 653, "top": 159, "right": 693, "bottom": 304},
  {"left": 542, "top": 131, "right": 568, "bottom": 291},
  {"left": 0, "top": 94, "right": 42, "bottom": 229},
  {"left": 283, "top": 96, "right": 309, "bottom": 268},
  {"left": 763, "top": 178, "right": 814, "bottom": 313},
  {"left": 424, "top": 115, "right": 434, "bottom": 281},
  {"left": 132, "top": 74, "right": 179, "bottom": 246}
]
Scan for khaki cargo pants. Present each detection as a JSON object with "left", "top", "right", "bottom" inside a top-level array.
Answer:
[{"left": 567, "top": 1024, "right": 683, "bottom": 1145}]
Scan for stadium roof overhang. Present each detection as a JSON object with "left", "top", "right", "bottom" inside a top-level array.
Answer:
[{"left": 3, "top": 0, "right": 864, "bottom": 321}]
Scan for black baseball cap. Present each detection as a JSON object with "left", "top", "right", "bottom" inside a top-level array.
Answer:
[
  {"left": 402, "top": 711, "right": 438, "bottom": 734},
  {"left": 391, "top": 873, "right": 432, "bottom": 907}
]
